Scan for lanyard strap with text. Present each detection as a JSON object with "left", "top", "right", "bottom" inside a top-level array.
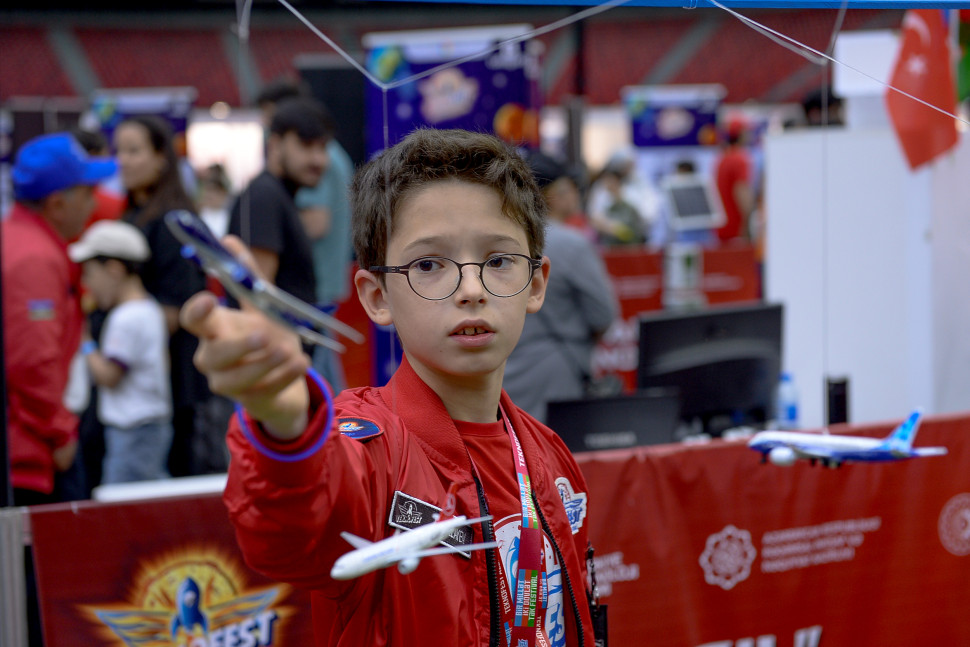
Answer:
[{"left": 500, "top": 405, "right": 547, "bottom": 647}]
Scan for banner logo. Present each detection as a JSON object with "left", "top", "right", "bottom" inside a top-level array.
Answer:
[
  {"left": 698, "top": 525, "right": 757, "bottom": 591},
  {"left": 938, "top": 492, "right": 970, "bottom": 556},
  {"left": 81, "top": 545, "right": 294, "bottom": 646}
]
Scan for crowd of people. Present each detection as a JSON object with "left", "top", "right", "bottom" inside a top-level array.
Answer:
[
  {"left": 0, "top": 78, "right": 770, "bottom": 644},
  {"left": 3, "top": 93, "right": 764, "bottom": 505},
  {"left": 2, "top": 87, "right": 354, "bottom": 505}
]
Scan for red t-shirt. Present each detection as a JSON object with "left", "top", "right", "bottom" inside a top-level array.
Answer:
[{"left": 715, "top": 147, "right": 752, "bottom": 241}]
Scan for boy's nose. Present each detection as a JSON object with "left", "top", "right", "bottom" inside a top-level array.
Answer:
[{"left": 455, "top": 265, "right": 487, "bottom": 302}]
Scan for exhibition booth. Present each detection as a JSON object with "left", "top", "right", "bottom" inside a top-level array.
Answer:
[{"left": 3, "top": 8, "right": 970, "bottom": 647}]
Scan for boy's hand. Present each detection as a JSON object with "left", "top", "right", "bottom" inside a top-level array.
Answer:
[{"left": 180, "top": 237, "right": 311, "bottom": 440}]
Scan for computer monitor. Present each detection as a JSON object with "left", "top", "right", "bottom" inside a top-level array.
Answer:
[
  {"left": 660, "top": 173, "right": 725, "bottom": 232},
  {"left": 637, "top": 302, "right": 783, "bottom": 436},
  {"left": 546, "top": 389, "right": 681, "bottom": 453}
]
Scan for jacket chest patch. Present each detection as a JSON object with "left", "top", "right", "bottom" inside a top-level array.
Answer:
[
  {"left": 555, "top": 477, "right": 588, "bottom": 535},
  {"left": 387, "top": 490, "right": 474, "bottom": 557},
  {"left": 337, "top": 417, "right": 383, "bottom": 441}
]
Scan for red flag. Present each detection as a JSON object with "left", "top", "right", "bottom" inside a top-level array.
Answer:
[{"left": 886, "top": 9, "right": 959, "bottom": 170}]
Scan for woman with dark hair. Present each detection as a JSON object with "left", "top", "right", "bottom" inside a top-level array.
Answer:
[{"left": 114, "top": 115, "right": 224, "bottom": 477}]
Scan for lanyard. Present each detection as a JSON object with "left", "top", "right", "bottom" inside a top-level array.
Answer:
[{"left": 499, "top": 405, "right": 546, "bottom": 647}]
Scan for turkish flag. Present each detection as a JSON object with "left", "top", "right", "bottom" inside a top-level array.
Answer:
[{"left": 886, "top": 9, "right": 959, "bottom": 170}]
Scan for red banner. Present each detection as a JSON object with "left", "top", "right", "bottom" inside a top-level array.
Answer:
[
  {"left": 701, "top": 245, "right": 760, "bottom": 305},
  {"left": 576, "top": 413, "right": 970, "bottom": 646},
  {"left": 29, "top": 495, "right": 314, "bottom": 646},
  {"left": 28, "top": 413, "right": 969, "bottom": 645}
]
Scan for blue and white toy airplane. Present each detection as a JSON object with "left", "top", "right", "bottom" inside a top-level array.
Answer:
[
  {"left": 165, "top": 210, "right": 363, "bottom": 352},
  {"left": 748, "top": 408, "right": 948, "bottom": 468}
]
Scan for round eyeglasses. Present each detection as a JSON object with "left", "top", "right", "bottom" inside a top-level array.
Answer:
[{"left": 370, "top": 254, "right": 542, "bottom": 301}]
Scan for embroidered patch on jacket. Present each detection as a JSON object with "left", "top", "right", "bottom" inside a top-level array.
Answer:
[
  {"left": 337, "top": 417, "right": 383, "bottom": 441},
  {"left": 387, "top": 490, "right": 474, "bottom": 557},
  {"left": 555, "top": 477, "right": 588, "bottom": 535},
  {"left": 27, "top": 299, "right": 55, "bottom": 321}
]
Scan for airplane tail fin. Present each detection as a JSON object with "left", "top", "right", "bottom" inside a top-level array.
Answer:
[{"left": 879, "top": 408, "right": 923, "bottom": 453}]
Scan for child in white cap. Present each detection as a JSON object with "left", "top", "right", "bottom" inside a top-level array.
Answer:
[{"left": 69, "top": 220, "right": 173, "bottom": 484}]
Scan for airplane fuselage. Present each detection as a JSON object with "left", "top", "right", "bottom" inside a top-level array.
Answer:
[
  {"left": 330, "top": 516, "right": 469, "bottom": 580},
  {"left": 748, "top": 410, "right": 946, "bottom": 467},
  {"left": 751, "top": 431, "right": 900, "bottom": 457}
]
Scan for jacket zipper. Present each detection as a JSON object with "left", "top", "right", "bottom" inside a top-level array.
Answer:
[
  {"left": 473, "top": 472, "right": 501, "bottom": 647},
  {"left": 534, "top": 493, "right": 585, "bottom": 647}
]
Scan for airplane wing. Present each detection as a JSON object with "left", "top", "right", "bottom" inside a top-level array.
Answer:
[
  {"left": 340, "top": 531, "right": 374, "bottom": 549},
  {"left": 409, "top": 541, "right": 499, "bottom": 559},
  {"left": 789, "top": 444, "right": 836, "bottom": 461},
  {"left": 164, "top": 210, "right": 363, "bottom": 351}
]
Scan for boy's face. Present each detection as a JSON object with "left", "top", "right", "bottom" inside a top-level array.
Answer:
[
  {"left": 81, "top": 259, "right": 121, "bottom": 311},
  {"left": 357, "top": 179, "right": 549, "bottom": 390}
]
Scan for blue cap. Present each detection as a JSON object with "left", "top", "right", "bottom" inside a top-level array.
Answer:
[{"left": 12, "top": 133, "right": 118, "bottom": 202}]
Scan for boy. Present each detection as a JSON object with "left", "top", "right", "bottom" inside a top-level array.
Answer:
[
  {"left": 69, "top": 220, "right": 173, "bottom": 484},
  {"left": 181, "top": 129, "right": 597, "bottom": 645}
]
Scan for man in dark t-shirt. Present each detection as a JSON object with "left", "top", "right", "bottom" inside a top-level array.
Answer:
[{"left": 229, "top": 97, "right": 331, "bottom": 305}]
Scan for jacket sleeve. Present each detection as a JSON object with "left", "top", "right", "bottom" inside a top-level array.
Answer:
[
  {"left": 222, "top": 378, "right": 406, "bottom": 594},
  {"left": 3, "top": 253, "right": 78, "bottom": 447}
]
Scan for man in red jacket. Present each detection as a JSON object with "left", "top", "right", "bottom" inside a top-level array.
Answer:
[
  {"left": 182, "top": 129, "right": 600, "bottom": 645},
  {"left": 3, "top": 132, "right": 116, "bottom": 505}
]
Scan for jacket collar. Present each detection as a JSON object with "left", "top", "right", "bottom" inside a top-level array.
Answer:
[{"left": 376, "top": 355, "right": 547, "bottom": 494}]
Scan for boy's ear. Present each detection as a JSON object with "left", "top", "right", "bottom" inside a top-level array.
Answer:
[
  {"left": 525, "top": 256, "right": 550, "bottom": 314},
  {"left": 355, "top": 268, "right": 393, "bottom": 326}
]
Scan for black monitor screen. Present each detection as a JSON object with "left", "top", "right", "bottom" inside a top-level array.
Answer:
[
  {"left": 637, "top": 302, "right": 783, "bottom": 435},
  {"left": 669, "top": 185, "right": 711, "bottom": 218},
  {"left": 660, "top": 173, "right": 724, "bottom": 231}
]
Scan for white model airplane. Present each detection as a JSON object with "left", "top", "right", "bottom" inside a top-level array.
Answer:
[
  {"left": 330, "top": 487, "right": 498, "bottom": 580},
  {"left": 748, "top": 408, "right": 948, "bottom": 468}
]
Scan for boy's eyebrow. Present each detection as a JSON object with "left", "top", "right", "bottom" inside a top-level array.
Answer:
[{"left": 400, "top": 233, "right": 527, "bottom": 256}]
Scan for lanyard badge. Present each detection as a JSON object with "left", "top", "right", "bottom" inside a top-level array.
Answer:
[{"left": 500, "top": 407, "right": 547, "bottom": 647}]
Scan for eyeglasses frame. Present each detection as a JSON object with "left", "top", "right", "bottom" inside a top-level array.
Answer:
[{"left": 369, "top": 254, "right": 543, "bottom": 301}]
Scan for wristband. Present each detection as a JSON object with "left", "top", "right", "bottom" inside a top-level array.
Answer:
[
  {"left": 81, "top": 340, "right": 97, "bottom": 356},
  {"left": 235, "top": 367, "right": 334, "bottom": 462}
]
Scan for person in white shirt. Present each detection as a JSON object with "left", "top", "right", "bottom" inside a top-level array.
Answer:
[{"left": 69, "top": 220, "right": 172, "bottom": 484}]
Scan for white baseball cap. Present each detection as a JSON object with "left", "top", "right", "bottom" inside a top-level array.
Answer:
[{"left": 68, "top": 220, "right": 151, "bottom": 263}]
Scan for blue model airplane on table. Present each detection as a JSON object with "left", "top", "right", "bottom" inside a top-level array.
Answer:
[{"left": 748, "top": 408, "right": 948, "bottom": 468}]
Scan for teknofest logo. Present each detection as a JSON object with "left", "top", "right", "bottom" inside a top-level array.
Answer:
[{"left": 80, "top": 545, "right": 295, "bottom": 647}]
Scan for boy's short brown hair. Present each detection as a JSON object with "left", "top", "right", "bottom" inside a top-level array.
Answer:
[{"left": 351, "top": 129, "right": 546, "bottom": 272}]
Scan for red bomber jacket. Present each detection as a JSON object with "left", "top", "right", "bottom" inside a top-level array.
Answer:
[
  {"left": 2, "top": 204, "right": 82, "bottom": 494},
  {"left": 223, "top": 356, "right": 596, "bottom": 646}
]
